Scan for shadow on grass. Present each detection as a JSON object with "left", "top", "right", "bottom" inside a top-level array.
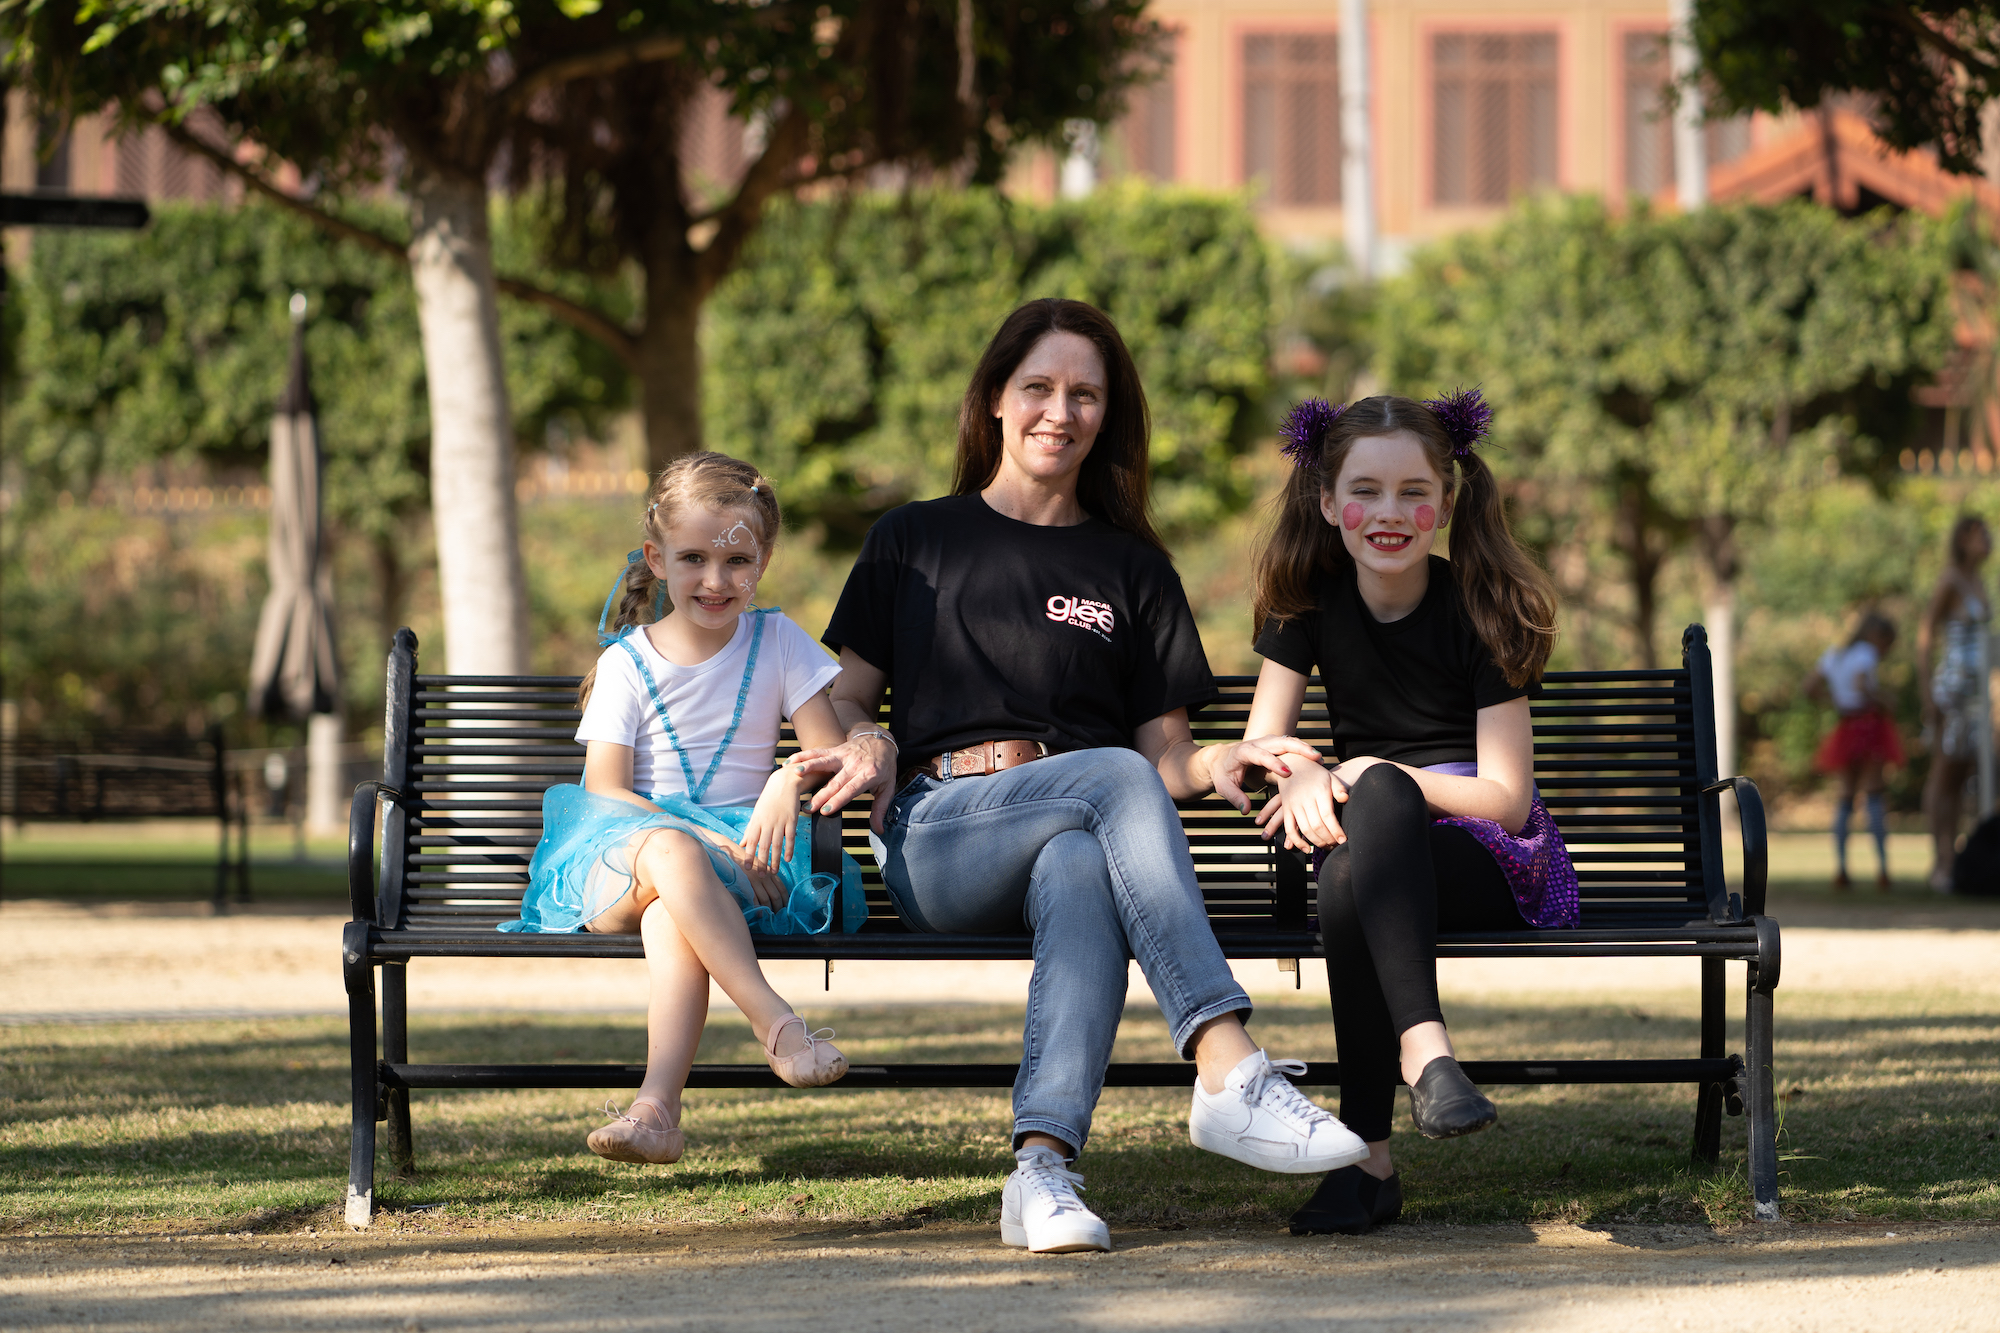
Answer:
[{"left": 4, "top": 997, "right": 1996, "bottom": 1232}]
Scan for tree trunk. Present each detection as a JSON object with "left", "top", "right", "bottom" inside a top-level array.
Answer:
[
  {"left": 407, "top": 169, "right": 529, "bottom": 675},
  {"left": 1705, "top": 580, "right": 1738, "bottom": 778},
  {"left": 639, "top": 244, "right": 707, "bottom": 474},
  {"left": 373, "top": 532, "right": 407, "bottom": 651},
  {"left": 1613, "top": 471, "right": 1667, "bottom": 668},
  {"left": 1699, "top": 514, "right": 1740, "bottom": 784}
]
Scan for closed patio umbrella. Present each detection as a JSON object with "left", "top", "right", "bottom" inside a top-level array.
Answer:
[{"left": 248, "top": 295, "right": 344, "bottom": 832}]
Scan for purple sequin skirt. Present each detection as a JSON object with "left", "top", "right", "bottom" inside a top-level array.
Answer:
[{"left": 1312, "top": 761, "right": 1580, "bottom": 930}]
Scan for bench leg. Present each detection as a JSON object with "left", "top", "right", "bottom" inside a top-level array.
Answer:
[
  {"left": 1691, "top": 956, "right": 1725, "bottom": 1165},
  {"left": 1746, "top": 962, "right": 1780, "bottom": 1221},
  {"left": 382, "top": 963, "right": 415, "bottom": 1178},
  {"left": 342, "top": 922, "right": 378, "bottom": 1228}
]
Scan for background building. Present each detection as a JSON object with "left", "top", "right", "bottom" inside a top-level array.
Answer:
[{"left": 1046, "top": 0, "right": 2000, "bottom": 264}]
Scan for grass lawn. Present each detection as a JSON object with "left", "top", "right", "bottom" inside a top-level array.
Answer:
[
  {"left": 4, "top": 986, "right": 1996, "bottom": 1238},
  {"left": 1, "top": 824, "right": 348, "bottom": 902}
]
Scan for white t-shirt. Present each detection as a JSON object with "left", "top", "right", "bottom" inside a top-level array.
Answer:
[
  {"left": 576, "top": 610, "right": 841, "bottom": 807},
  {"left": 1819, "top": 640, "right": 1880, "bottom": 713}
]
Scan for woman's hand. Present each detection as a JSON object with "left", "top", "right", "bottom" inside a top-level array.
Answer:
[
  {"left": 1256, "top": 761, "right": 1338, "bottom": 851},
  {"left": 1207, "top": 735, "right": 1324, "bottom": 814},
  {"left": 739, "top": 766, "right": 805, "bottom": 875},
  {"left": 1254, "top": 756, "right": 1389, "bottom": 851},
  {"left": 793, "top": 732, "right": 899, "bottom": 834}
]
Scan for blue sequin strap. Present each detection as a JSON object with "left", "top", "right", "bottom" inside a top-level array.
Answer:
[{"left": 614, "top": 609, "right": 772, "bottom": 805}]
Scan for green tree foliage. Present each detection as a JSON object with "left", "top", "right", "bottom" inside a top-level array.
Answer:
[
  {"left": 1380, "top": 195, "right": 1955, "bottom": 665},
  {"left": 1692, "top": 1, "right": 2000, "bottom": 175},
  {"left": 3, "top": 201, "right": 624, "bottom": 534},
  {"left": 6, "top": 0, "right": 1165, "bottom": 469},
  {"left": 0, "top": 201, "right": 626, "bottom": 731},
  {"left": 703, "top": 183, "right": 1272, "bottom": 545}
]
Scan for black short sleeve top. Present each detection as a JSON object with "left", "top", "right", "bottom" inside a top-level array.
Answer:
[
  {"left": 824, "top": 494, "right": 1217, "bottom": 757},
  {"left": 1253, "top": 556, "right": 1525, "bottom": 767}
]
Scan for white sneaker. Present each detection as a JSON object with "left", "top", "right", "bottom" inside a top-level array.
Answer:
[
  {"left": 1000, "top": 1147, "right": 1112, "bottom": 1253},
  {"left": 1189, "top": 1049, "right": 1370, "bottom": 1174}
]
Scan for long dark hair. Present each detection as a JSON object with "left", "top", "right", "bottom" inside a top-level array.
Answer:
[
  {"left": 1252, "top": 395, "right": 1558, "bottom": 688},
  {"left": 1949, "top": 513, "right": 1991, "bottom": 571},
  {"left": 951, "top": 298, "right": 1164, "bottom": 551}
]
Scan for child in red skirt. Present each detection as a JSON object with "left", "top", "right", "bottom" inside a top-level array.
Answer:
[{"left": 1809, "top": 613, "right": 1903, "bottom": 890}]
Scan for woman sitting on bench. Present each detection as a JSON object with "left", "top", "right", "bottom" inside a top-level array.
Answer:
[
  {"left": 1239, "top": 391, "right": 1576, "bottom": 1235},
  {"left": 794, "top": 298, "right": 1365, "bottom": 1254}
]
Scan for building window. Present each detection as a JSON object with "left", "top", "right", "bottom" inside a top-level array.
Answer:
[
  {"left": 1432, "top": 32, "right": 1558, "bottom": 206},
  {"left": 114, "top": 124, "right": 224, "bottom": 202},
  {"left": 36, "top": 115, "right": 70, "bottom": 191},
  {"left": 1623, "top": 31, "right": 1753, "bottom": 197},
  {"left": 1243, "top": 33, "right": 1341, "bottom": 206},
  {"left": 1121, "top": 50, "right": 1178, "bottom": 181}
]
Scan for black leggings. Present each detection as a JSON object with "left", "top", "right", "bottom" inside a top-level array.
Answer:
[{"left": 1317, "top": 763, "right": 1525, "bottom": 1143}]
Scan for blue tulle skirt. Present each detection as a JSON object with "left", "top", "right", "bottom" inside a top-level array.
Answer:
[{"left": 499, "top": 783, "right": 865, "bottom": 935}]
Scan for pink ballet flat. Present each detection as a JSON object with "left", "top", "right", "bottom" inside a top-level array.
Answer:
[
  {"left": 586, "top": 1098, "right": 684, "bottom": 1165},
  {"left": 763, "top": 1014, "right": 849, "bottom": 1088}
]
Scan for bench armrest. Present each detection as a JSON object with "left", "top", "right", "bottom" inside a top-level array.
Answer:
[
  {"left": 810, "top": 809, "right": 847, "bottom": 934},
  {"left": 349, "top": 781, "right": 398, "bottom": 925},
  {"left": 1701, "top": 775, "right": 1768, "bottom": 920}
]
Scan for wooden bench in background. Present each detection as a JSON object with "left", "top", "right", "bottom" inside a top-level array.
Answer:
[{"left": 342, "top": 624, "right": 1778, "bottom": 1227}]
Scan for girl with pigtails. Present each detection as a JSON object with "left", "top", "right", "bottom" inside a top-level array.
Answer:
[
  {"left": 1234, "top": 392, "right": 1577, "bottom": 1235},
  {"left": 504, "top": 451, "right": 865, "bottom": 1167}
]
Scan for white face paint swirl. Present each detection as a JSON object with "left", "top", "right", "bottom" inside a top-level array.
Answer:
[{"left": 711, "top": 520, "right": 763, "bottom": 601}]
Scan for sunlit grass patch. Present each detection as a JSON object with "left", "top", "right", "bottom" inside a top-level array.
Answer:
[{"left": 3, "top": 987, "right": 1995, "bottom": 1235}]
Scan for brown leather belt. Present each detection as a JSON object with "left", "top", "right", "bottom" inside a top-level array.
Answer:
[{"left": 902, "top": 739, "right": 1050, "bottom": 786}]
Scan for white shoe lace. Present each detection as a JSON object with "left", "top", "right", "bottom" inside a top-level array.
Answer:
[
  {"left": 600, "top": 1098, "right": 674, "bottom": 1132},
  {"left": 769, "top": 1015, "right": 840, "bottom": 1059},
  {"left": 1017, "top": 1154, "right": 1091, "bottom": 1216},
  {"left": 1241, "top": 1057, "right": 1333, "bottom": 1134}
]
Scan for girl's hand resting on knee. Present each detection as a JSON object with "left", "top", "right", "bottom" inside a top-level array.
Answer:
[
  {"left": 1204, "top": 735, "right": 1323, "bottom": 815},
  {"left": 734, "top": 766, "right": 808, "bottom": 907},
  {"left": 1255, "top": 756, "right": 1389, "bottom": 851},
  {"left": 1256, "top": 762, "right": 1341, "bottom": 852}
]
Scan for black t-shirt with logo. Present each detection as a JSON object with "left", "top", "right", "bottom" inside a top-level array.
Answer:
[
  {"left": 824, "top": 494, "right": 1217, "bottom": 758},
  {"left": 1253, "top": 555, "right": 1525, "bottom": 767}
]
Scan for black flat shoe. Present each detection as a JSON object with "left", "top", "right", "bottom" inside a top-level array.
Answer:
[
  {"left": 1407, "top": 1056, "right": 1498, "bottom": 1139},
  {"left": 1289, "top": 1165, "right": 1403, "bottom": 1235}
]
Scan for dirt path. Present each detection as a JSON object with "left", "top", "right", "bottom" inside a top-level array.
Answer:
[
  {"left": 2, "top": 1219, "right": 1996, "bottom": 1331},
  {"left": 4, "top": 898, "right": 1998, "bottom": 1023}
]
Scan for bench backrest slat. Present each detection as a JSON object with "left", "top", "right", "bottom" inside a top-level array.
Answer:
[
  {"left": 378, "top": 629, "right": 1728, "bottom": 932},
  {"left": 382, "top": 640, "right": 1728, "bottom": 928}
]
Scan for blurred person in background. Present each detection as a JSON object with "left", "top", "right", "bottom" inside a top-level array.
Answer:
[
  {"left": 1920, "top": 515, "right": 1993, "bottom": 893},
  {"left": 1808, "top": 612, "right": 1902, "bottom": 890}
]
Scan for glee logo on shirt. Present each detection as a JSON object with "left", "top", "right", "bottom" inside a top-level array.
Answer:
[{"left": 1046, "top": 595, "right": 1116, "bottom": 641}]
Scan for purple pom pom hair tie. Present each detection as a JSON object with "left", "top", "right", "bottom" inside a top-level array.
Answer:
[
  {"left": 1424, "top": 386, "right": 1493, "bottom": 459},
  {"left": 1279, "top": 397, "right": 1345, "bottom": 470}
]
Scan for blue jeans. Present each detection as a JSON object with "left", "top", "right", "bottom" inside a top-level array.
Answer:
[{"left": 877, "top": 747, "right": 1252, "bottom": 1155}]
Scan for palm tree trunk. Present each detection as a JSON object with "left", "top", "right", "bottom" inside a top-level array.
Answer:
[{"left": 407, "top": 168, "right": 530, "bottom": 675}]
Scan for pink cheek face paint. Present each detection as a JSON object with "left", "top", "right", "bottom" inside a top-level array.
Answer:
[
  {"left": 1414, "top": 504, "right": 1436, "bottom": 532},
  {"left": 1342, "top": 503, "right": 1365, "bottom": 531}
]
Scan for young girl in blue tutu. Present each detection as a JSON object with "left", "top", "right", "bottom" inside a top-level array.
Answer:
[{"left": 505, "top": 451, "right": 863, "bottom": 1165}]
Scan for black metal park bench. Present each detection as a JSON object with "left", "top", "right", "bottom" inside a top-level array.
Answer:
[
  {"left": 341, "top": 624, "right": 1778, "bottom": 1228},
  {"left": 2, "top": 726, "right": 251, "bottom": 907}
]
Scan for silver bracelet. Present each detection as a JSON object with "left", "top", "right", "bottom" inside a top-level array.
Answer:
[{"left": 848, "top": 729, "right": 896, "bottom": 748}]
